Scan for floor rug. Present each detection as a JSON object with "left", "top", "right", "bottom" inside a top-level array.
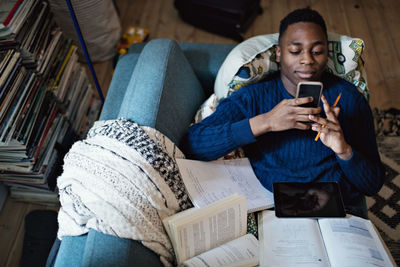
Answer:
[
  {"left": 367, "top": 137, "right": 400, "bottom": 240},
  {"left": 367, "top": 108, "right": 400, "bottom": 265}
]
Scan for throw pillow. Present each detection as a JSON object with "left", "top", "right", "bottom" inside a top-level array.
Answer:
[
  {"left": 214, "top": 32, "right": 369, "bottom": 101},
  {"left": 326, "top": 32, "right": 368, "bottom": 100},
  {"left": 214, "top": 33, "right": 279, "bottom": 100}
]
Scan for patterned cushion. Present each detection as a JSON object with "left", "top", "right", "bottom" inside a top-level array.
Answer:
[
  {"left": 326, "top": 32, "right": 368, "bottom": 99},
  {"left": 214, "top": 33, "right": 279, "bottom": 100},
  {"left": 228, "top": 46, "right": 278, "bottom": 94},
  {"left": 214, "top": 32, "right": 369, "bottom": 101}
]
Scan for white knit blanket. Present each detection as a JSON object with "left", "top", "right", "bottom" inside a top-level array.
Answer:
[{"left": 57, "top": 118, "right": 193, "bottom": 266}]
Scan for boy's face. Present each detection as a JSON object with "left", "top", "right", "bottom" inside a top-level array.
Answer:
[{"left": 276, "top": 22, "right": 328, "bottom": 95}]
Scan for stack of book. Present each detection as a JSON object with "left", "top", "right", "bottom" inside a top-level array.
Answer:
[{"left": 0, "top": 0, "right": 101, "bottom": 205}]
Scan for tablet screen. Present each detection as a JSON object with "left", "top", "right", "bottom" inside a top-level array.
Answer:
[{"left": 273, "top": 182, "right": 346, "bottom": 218}]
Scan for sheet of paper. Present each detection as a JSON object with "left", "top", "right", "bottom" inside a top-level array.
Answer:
[
  {"left": 318, "top": 216, "right": 395, "bottom": 267},
  {"left": 176, "top": 158, "right": 274, "bottom": 212},
  {"left": 258, "top": 210, "right": 330, "bottom": 267},
  {"left": 181, "top": 234, "right": 259, "bottom": 267}
]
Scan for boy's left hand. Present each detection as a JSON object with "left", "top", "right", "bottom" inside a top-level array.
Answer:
[{"left": 308, "top": 95, "right": 353, "bottom": 160}]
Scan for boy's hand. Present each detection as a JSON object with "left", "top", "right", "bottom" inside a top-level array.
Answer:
[
  {"left": 309, "top": 95, "right": 352, "bottom": 160},
  {"left": 249, "top": 97, "right": 321, "bottom": 137}
]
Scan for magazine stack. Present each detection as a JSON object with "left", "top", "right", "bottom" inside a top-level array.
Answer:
[{"left": 0, "top": 0, "right": 101, "bottom": 205}]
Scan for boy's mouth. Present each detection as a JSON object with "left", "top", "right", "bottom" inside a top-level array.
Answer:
[{"left": 296, "top": 71, "right": 316, "bottom": 79}]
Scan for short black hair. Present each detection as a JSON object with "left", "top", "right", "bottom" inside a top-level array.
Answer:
[{"left": 279, "top": 8, "right": 327, "bottom": 42}]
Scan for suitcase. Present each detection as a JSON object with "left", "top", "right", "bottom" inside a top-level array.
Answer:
[{"left": 174, "top": 0, "right": 263, "bottom": 42}]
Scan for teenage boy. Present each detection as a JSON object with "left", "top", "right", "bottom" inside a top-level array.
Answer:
[{"left": 182, "top": 8, "right": 385, "bottom": 218}]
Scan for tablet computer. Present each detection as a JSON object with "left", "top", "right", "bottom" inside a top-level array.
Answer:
[{"left": 273, "top": 182, "right": 346, "bottom": 218}]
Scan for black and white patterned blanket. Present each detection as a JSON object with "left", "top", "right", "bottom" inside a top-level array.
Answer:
[{"left": 57, "top": 118, "right": 192, "bottom": 266}]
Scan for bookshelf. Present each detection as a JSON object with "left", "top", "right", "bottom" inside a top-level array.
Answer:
[{"left": 0, "top": 0, "right": 101, "bottom": 206}]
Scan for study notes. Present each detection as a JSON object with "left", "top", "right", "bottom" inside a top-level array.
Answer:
[{"left": 176, "top": 158, "right": 274, "bottom": 213}]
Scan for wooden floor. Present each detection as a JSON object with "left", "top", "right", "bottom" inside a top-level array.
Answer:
[
  {"left": 1, "top": 0, "right": 399, "bottom": 266},
  {"left": 0, "top": 199, "right": 59, "bottom": 267},
  {"left": 93, "top": 0, "right": 400, "bottom": 110}
]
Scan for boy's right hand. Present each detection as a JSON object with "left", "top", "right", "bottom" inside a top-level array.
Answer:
[{"left": 249, "top": 97, "right": 321, "bottom": 137}]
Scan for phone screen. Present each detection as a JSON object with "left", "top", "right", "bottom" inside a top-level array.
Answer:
[
  {"left": 273, "top": 182, "right": 346, "bottom": 218},
  {"left": 297, "top": 82, "right": 323, "bottom": 108}
]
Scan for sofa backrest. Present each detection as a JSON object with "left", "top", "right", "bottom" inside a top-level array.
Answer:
[
  {"left": 127, "top": 42, "right": 236, "bottom": 97},
  {"left": 178, "top": 43, "right": 235, "bottom": 97}
]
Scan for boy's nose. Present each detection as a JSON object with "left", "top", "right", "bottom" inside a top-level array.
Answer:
[{"left": 300, "top": 52, "right": 314, "bottom": 65}]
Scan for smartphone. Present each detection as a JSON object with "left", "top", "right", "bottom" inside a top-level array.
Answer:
[
  {"left": 296, "top": 81, "right": 323, "bottom": 108},
  {"left": 273, "top": 182, "right": 346, "bottom": 218}
]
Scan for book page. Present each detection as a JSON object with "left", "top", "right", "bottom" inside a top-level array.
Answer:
[
  {"left": 167, "top": 195, "right": 247, "bottom": 264},
  {"left": 258, "top": 210, "right": 330, "bottom": 267},
  {"left": 181, "top": 234, "right": 259, "bottom": 267},
  {"left": 318, "top": 216, "right": 395, "bottom": 267},
  {"left": 176, "top": 158, "right": 273, "bottom": 212}
]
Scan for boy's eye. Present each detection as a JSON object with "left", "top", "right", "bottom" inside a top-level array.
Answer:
[
  {"left": 312, "top": 51, "right": 323, "bottom": 55},
  {"left": 289, "top": 51, "right": 301, "bottom": 55}
]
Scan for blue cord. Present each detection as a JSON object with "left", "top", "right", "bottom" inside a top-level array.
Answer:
[{"left": 65, "top": 0, "right": 105, "bottom": 104}]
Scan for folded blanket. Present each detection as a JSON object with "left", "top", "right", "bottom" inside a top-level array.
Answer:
[{"left": 57, "top": 118, "right": 193, "bottom": 266}]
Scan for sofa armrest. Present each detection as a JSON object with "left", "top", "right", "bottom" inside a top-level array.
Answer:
[
  {"left": 100, "top": 54, "right": 140, "bottom": 121},
  {"left": 117, "top": 39, "right": 205, "bottom": 146}
]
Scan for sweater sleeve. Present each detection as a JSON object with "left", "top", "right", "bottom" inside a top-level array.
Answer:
[
  {"left": 181, "top": 96, "right": 256, "bottom": 161},
  {"left": 336, "top": 95, "right": 385, "bottom": 196}
]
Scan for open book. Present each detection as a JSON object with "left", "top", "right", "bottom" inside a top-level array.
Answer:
[
  {"left": 176, "top": 158, "right": 274, "bottom": 213},
  {"left": 163, "top": 194, "right": 259, "bottom": 266},
  {"left": 258, "top": 210, "right": 396, "bottom": 267}
]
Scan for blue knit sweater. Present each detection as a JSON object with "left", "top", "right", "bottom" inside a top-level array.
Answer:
[{"left": 182, "top": 72, "right": 385, "bottom": 206}]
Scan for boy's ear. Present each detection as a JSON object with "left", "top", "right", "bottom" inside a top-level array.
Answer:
[{"left": 275, "top": 45, "right": 281, "bottom": 63}]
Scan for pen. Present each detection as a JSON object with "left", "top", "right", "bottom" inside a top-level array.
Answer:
[{"left": 314, "top": 93, "right": 342, "bottom": 141}]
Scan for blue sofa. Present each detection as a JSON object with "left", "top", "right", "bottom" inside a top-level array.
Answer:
[
  {"left": 48, "top": 38, "right": 370, "bottom": 266},
  {"left": 47, "top": 39, "right": 237, "bottom": 266}
]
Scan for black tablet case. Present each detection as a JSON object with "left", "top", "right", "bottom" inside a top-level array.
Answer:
[
  {"left": 174, "top": 0, "right": 263, "bottom": 42},
  {"left": 273, "top": 182, "right": 346, "bottom": 218}
]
